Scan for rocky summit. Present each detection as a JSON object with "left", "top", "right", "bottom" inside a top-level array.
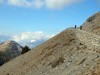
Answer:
[
  {"left": 82, "top": 12, "right": 100, "bottom": 35},
  {"left": 0, "top": 40, "right": 22, "bottom": 65},
  {"left": 0, "top": 12, "right": 100, "bottom": 75}
]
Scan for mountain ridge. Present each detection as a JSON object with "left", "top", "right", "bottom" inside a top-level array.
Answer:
[
  {"left": 82, "top": 11, "right": 100, "bottom": 35},
  {"left": 0, "top": 40, "right": 22, "bottom": 65},
  {"left": 0, "top": 12, "right": 100, "bottom": 75}
]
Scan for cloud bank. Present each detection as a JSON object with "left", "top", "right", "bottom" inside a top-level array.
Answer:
[
  {"left": 1, "top": 0, "right": 83, "bottom": 9},
  {"left": 0, "top": 31, "right": 54, "bottom": 48}
]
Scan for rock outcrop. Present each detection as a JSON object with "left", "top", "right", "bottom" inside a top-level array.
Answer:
[
  {"left": 0, "top": 40, "right": 22, "bottom": 65},
  {"left": 82, "top": 12, "right": 100, "bottom": 35}
]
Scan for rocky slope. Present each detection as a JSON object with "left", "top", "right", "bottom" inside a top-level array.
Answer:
[
  {"left": 0, "top": 40, "right": 22, "bottom": 64},
  {"left": 0, "top": 12, "right": 100, "bottom": 75},
  {"left": 82, "top": 12, "right": 100, "bottom": 35}
]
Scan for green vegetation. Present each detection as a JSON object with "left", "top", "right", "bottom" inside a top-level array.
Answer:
[{"left": 21, "top": 46, "right": 30, "bottom": 54}]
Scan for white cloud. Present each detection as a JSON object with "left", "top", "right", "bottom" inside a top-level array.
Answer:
[
  {"left": 7, "top": 0, "right": 33, "bottom": 7},
  {"left": 45, "top": 0, "right": 83, "bottom": 9},
  {"left": 12, "top": 31, "right": 54, "bottom": 47},
  {"left": 33, "top": 0, "right": 44, "bottom": 8},
  {"left": 1, "top": 0, "right": 83, "bottom": 9},
  {"left": 12, "top": 31, "right": 52, "bottom": 42},
  {"left": 31, "top": 40, "right": 36, "bottom": 43},
  {"left": 0, "top": 31, "right": 54, "bottom": 48}
]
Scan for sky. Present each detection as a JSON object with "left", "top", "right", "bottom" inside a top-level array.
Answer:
[{"left": 0, "top": 0, "right": 99, "bottom": 47}]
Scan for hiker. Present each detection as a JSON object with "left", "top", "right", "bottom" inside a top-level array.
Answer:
[
  {"left": 75, "top": 25, "right": 77, "bottom": 29},
  {"left": 80, "top": 26, "right": 82, "bottom": 30}
]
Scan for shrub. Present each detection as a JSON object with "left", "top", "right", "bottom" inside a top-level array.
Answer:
[
  {"left": 21, "top": 46, "right": 30, "bottom": 54},
  {"left": 50, "top": 56, "right": 65, "bottom": 68},
  {"left": 0, "top": 52, "right": 5, "bottom": 66}
]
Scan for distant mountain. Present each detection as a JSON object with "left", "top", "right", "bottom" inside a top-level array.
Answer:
[
  {"left": 0, "top": 12, "right": 100, "bottom": 75},
  {"left": 0, "top": 40, "right": 22, "bottom": 65}
]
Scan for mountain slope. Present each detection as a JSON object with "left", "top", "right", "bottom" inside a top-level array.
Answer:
[
  {"left": 0, "top": 29, "right": 100, "bottom": 75},
  {"left": 0, "top": 12, "right": 100, "bottom": 75},
  {"left": 82, "top": 12, "right": 100, "bottom": 35},
  {"left": 0, "top": 40, "right": 22, "bottom": 64}
]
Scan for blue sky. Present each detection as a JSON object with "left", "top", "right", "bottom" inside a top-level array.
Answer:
[{"left": 0, "top": 0, "right": 99, "bottom": 47}]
